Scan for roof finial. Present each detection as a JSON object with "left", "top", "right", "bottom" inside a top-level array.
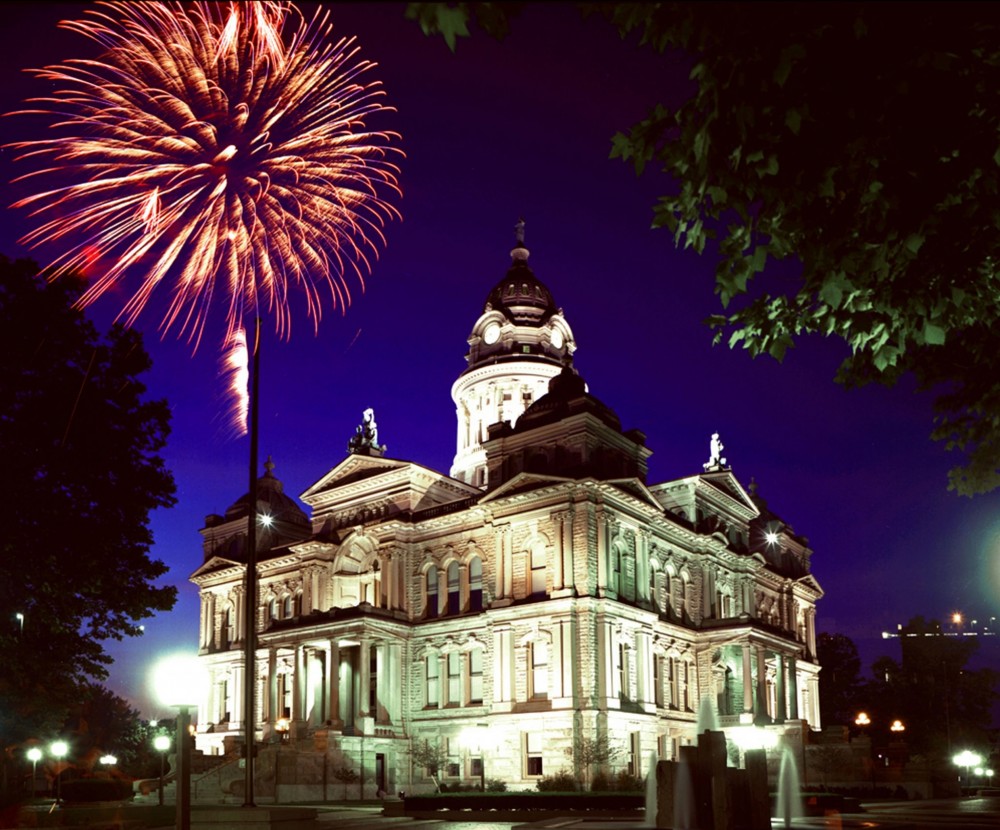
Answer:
[
  {"left": 264, "top": 455, "right": 275, "bottom": 476},
  {"left": 511, "top": 217, "right": 529, "bottom": 263}
]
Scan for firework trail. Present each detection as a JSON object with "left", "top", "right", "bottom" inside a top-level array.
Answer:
[
  {"left": 8, "top": 1, "right": 402, "bottom": 352},
  {"left": 220, "top": 326, "right": 250, "bottom": 437}
]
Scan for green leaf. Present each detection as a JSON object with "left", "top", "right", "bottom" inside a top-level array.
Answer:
[
  {"left": 785, "top": 108, "right": 802, "bottom": 135},
  {"left": 904, "top": 233, "right": 924, "bottom": 255},
  {"left": 923, "top": 322, "right": 946, "bottom": 345},
  {"left": 820, "top": 280, "right": 843, "bottom": 309}
]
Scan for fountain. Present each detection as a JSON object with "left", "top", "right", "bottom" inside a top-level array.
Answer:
[
  {"left": 644, "top": 751, "right": 659, "bottom": 827},
  {"left": 671, "top": 754, "right": 695, "bottom": 830},
  {"left": 695, "top": 695, "right": 721, "bottom": 734},
  {"left": 775, "top": 744, "right": 803, "bottom": 828}
]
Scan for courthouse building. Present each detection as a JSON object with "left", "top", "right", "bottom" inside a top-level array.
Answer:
[{"left": 190, "top": 230, "right": 823, "bottom": 794}]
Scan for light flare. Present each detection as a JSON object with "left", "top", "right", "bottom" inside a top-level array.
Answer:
[{"left": 220, "top": 326, "right": 249, "bottom": 436}]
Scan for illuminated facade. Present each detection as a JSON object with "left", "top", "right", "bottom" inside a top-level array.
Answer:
[{"left": 191, "top": 233, "right": 823, "bottom": 796}]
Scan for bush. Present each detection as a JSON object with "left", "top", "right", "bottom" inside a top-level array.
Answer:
[
  {"left": 614, "top": 770, "right": 644, "bottom": 792},
  {"left": 60, "top": 778, "right": 133, "bottom": 802},
  {"left": 537, "top": 770, "right": 578, "bottom": 792},
  {"left": 590, "top": 771, "right": 611, "bottom": 792},
  {"left": 486, "top": 778, "right": 507, "bottom": 792}
]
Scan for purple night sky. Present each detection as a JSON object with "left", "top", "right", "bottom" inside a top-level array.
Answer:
[{"left": 2, "top": 2, "right": 998, "bottom": 718}]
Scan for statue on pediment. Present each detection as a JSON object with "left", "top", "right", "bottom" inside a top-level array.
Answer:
[{"left": 348, "top": 407, "right": 386, "bottom": 457}]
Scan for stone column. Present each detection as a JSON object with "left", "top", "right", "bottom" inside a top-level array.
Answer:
[
  {"left": 293, "top": 644, "right": 306, "bottom": 723},
  {"left": 741, "top": 643, "right": 753, "bottom": 714},
  {"left": 327, "top": 641, "right": 341, "bottom": 727},
  {"left": 265, "top": 648, "right": 277, "bottom": 724},
  {"left": 774, "top": 653, "right": 786, "bottom": 722},
  {"left": 596, "top": 508, "right": 608, "bottom": 593},
  {"left": 787, "top": 656, "right": 799, "bottom": 719},
  {"left": 754, "top": 646, "right": 768, "bottom": 722},
  {"left": 552, "top": 513, "right": 565, "bottom": 591},
  {"left": 359, "top": 638, "right": 372, "bottom": 717},
  {"left": 231, "top": 664, "right": 244, "bottom": 726}
]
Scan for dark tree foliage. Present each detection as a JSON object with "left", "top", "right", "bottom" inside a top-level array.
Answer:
[
  {"left": 867, "top": 616, "right": 997, "bottom": 757},
  {"left": 409, "top": 2, "right": 1000, "bottom": 494},
  {"left": 0, "top": 258, "right": 176, "bottom": 748},
  {"left": 816, "top": 632, "right": 865, "bottom": 730}
]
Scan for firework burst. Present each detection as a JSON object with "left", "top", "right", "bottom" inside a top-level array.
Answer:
[{"left": 8, "top": 1, "right": 402, "bottom": 349}]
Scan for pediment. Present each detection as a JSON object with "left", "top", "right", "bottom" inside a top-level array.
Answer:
[
  {"left": 480, "top": 472, "right": 572, "bottom": 503},
  {"left": 300, "top": 454, "right": 410, "bottom": 500},
  {"left": 603, "top": 478, "right": 663, "bottom": 511},
  {"left": 190, "top": 554, "right": 242, "bottom": 581},
  {"left": 698, "top": 470, "right": 760, "bottom": 518}
]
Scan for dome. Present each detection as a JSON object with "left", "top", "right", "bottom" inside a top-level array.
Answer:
[
  {"left": 483, "top": 244, "right": 558, "bottom": 326},
  {"left": 515, "top": 365, "right": 622, "bottom": 433},
  {"left": 224, "top": 457, "right": 310, "bottom": 532}
]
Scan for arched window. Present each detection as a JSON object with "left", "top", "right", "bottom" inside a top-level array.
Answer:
[
  {"left": 269, "top": 597, "right": 279, "bottom": 622},
  {"left": 530, "top": 541, "right": 546, "bottom": 596},
  {"left": 425, "top": 568, "right": 439, "bottom": 619},
  {"left": 426, "top": 654, "right": 440, "bottom": 707},
  {"left": 469, "top": 557, "right": 483, "bottom": 611},
  {"left": 447, "top": 561, "right": 461, "bottom": 615},
  {"left": 282, "top": 594, "right": 292, "bottom": 619},
  {"left": 610, "top": 541, "right": 623, "bottom": 594}
]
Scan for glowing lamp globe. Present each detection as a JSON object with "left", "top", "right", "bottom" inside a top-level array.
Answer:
[
  {"left": 26, "top": 747, "right": 42, "bottom": 763},
  {"left": 151, "top": 654, "right": 207, "bottom": 709}
]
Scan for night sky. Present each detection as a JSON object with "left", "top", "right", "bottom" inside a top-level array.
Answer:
[{"left": 3, "top": 2, "right": 998, "bottom": 719}]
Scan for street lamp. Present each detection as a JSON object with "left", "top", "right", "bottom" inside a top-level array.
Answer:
[
  {"left": 50, "top": 740, "right": 68, "bottom": 803},
  {"left": 889, "top": 719, "right": 905, "bottom": 734},
  {"left": 152, "top": 654, "right": 207, "bottom": 830},
  {"left": 953, "top": 750, "right": 983, "bottom": 793},
  {"left": 100, "top": 755, "right": 117, "bottom": 767},
  {"left": 459, "top": 725, "right": 496, "bottom": 791},
  {"left": 154, "top": 735, "right": 171, "bottom": 806},
  {"left": 26, "top": 747, "right": 42, "bottom": 800},
  {"left": 854, "top": 712, "right": 871, "bottom": 728}
]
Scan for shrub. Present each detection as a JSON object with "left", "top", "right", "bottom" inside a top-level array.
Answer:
[
  {"left": 536, "top": 770, "right": 578, "bottom": 792},
  {"left": 485, "top": 778, "right": 507, "bottom": 792},
  {"left": 332, "top": 766, "right": 359, "bottom": 783},
  {"left": 590, "top": 770, "right": 611, "bottom": 792},
  {"left": 60, "top": 778, "right": 133, "bottom": 802},
  {"left": 614, "top": 770, "right": 644, "bottom": 792}
]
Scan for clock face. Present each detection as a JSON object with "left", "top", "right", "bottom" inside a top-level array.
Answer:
[
  {"left": 550, "top": 328, "right": 564, "bottom": 349},
  {"left": 483, "top": 323, "right": 501, "bottom": 345}
]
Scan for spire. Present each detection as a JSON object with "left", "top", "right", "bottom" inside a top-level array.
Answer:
[{"left": 511, "top": 216, "right": 529, "bottom": 263}]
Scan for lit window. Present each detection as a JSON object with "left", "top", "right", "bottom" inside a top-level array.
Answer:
[
  {"left": 530, "top": 542, "right": 546, "bottom": 596},
  {"left": 447, "top": 652, "right": 461, "bottom": 706},
  {"left": 469, "top": 648, "right": 484, "bottom": 704},
  {"left": 530, "top": 640, "right": 548, "bottom": 699},
  {"left": 525, "top": 732, "right": 543, "bottom": 777},
  {"left": 426, "top": 655, "right": 440, "bottom": 707}
]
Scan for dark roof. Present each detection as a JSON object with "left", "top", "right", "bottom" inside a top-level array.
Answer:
[
  {"left": 515, "top": 365, "right": 622, "bottom": 433},
  {"left": 483, "top": 248, "right": 558, "bottom": 325}
]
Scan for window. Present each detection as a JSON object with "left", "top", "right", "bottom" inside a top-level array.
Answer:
[
  {"left": 469, "top": 648, "right": 484, "bottom": 704},
  {"left": 282, "top": 594, "right": 292, "bottom": 619},
  {"left": 426, "top": 655, "right": 440, "bottom": 707},
  {"left": 530, "top": 540, "right": 546, "bottom": 596},
  {"left": 610, "top": 543, "right": 622, "bottom": 594},
  {"left": 469, "top": 557, "right": 483, "bottom": 611},
  {"left": 447, "top": 562, "right": 461, "bottom": 615},
  {"left": 617, "top": 643, "right": 629, "bottom": 700},
  {"left": 654, "top": 655, "right": 664, "bottom": 707},
  {"left": 369, "top": 646, "right": 378, "bottom": 714},
  {"left": 525, "top": 732, "right": 543, "bottom": 777},
  {"left": 425, "top": 568, "right": 438, "bottom": 619},
  {"left": 223, "top": 605, "right": 235, "bottom": 648},
  {"left": 269, "top": 597, "right": 279, "bottom": 621},
  {"left": 530, "top": 640, "right": 548, "bottom": 699},
  {"left": 471, "top": 757, "right": 484, "bottom": 778},
  {"left": 447, "top": 652, "right": 461, "bottom": 706}
]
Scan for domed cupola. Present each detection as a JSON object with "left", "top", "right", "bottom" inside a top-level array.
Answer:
[
  {"left": 202, "top": 457, "right": 311, "bottom": 560},
  {"left": 451, "top": 221, "right": 577, "bottom": 487}
]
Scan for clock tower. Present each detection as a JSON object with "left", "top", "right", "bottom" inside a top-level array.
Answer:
[{"left": 450, "top": 222, "right": 576, "bottom": 486}]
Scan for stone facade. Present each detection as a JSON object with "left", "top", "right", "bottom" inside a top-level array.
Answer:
[{"left": 190, "top": 235, "right": 823, "bottom": 796}]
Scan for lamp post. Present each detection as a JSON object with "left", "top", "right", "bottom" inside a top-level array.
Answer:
[
  {"left": 152, "top": 654, "right": 208, "bottom": 830},
  {"left": 50, "top": 741, "right": 68, "bottom": 803},
  {"left": 26, "top": 747, "right": 42, "bottom": 800},
  {"left": 274, "top": 718, "right": 290, "bottom": 804},
  {"left": 154, "top": 735, "right": 171, "bottom": 806}
]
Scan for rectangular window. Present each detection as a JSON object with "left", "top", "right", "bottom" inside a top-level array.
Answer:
[
  {"left": 525, "top": 731, "right": 543, "bottom": 777},
  {"left": 471, "top": 757, "right": 484, "bottom": 777},
  {"left": 469, "top": 649, "right": 484, "bottom": 704},
  {"left": 618, "top": 644, "right": 629, "bottom": 700},
  {"left": 628, "top": 731, "right": 641, "bottom": 776},
  {"left": 426, "top": 656, "right": 439, "bottom": 707},
  {"left": 447, "top": 652, "right": 462, "bottom": 706},
  {"left": 654, "top": 656, "right": 664, "bottom": 707},
  {"left": 530, "top": 641, "right": 548, "bottom": 699}
]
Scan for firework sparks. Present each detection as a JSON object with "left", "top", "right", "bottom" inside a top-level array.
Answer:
[
  {"left": 221, "top": 326, "right": 250, "bottom": 437},
  {"left": 8, "top": 1, "right": 402, "bottom": 350}
]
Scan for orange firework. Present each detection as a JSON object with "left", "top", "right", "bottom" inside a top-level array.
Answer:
[{"left": 8, "top": 1, "right": 402, "bottom": 349}]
